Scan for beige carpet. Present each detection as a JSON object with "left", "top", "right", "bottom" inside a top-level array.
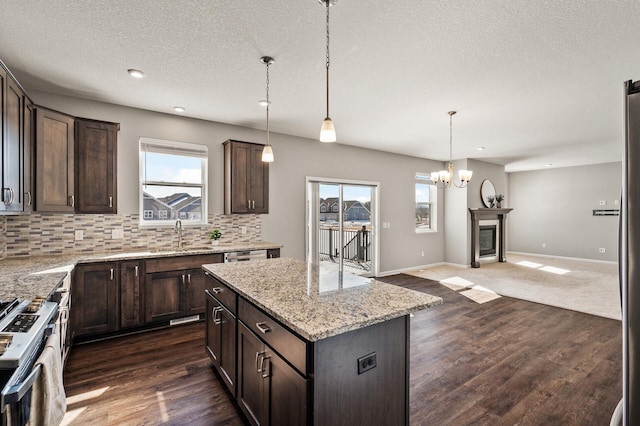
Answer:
[{"left": 407, "top": 253, "right": 621, "bottom": 320}]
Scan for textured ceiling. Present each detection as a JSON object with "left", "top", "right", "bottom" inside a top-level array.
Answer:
[{"left": 1, "top": 0, "right": 639, "bottom": 171}]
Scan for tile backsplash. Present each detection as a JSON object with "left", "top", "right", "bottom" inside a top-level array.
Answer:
[{"left": 2, "top": 213, "right": 261, "bottom": 259}]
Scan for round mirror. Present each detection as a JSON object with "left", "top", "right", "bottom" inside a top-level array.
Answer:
[{"left": 480, "top": 179, "right": 496, "bottom": 207}]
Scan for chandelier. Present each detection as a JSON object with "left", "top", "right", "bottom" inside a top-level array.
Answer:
[{"left": 431, "top": 111, "right": 472, "bottom": 188}]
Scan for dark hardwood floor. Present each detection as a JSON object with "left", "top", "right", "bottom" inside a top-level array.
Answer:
[{"left": 62, "top": 275, "right": 622, "bottom": 425}]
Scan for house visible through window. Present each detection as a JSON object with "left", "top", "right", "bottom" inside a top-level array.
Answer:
[
  {"left": 139, "top": 138, "right": 208, "bottom": 226},
  {"left": 415, "top": 173, "right": 436, "bottom": 232}
]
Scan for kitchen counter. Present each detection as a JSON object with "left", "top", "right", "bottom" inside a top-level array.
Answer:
[
  {"left": 0, "top": 242, "right": 282, "bottom": 301},
  {"left": 202, "top": 257, "right": 442, "bottom": 341}
]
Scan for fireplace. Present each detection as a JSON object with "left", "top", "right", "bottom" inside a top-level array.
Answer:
[
  {"left": 479, "top": 225, "right": 497, "bottom": 257},
  {"left": 469, "top": 208, "right": 513, "bottom": 268}
]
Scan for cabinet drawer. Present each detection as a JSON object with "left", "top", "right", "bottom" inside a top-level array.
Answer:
[
  {"left": 239, "top": 298, "right": 308, "bottom": 375},
  {"left": 145, "top": 254, "right": 223, "bottom": 273},
  {"left": 205, "top": 274, "right": 237, "bottom": 315}
]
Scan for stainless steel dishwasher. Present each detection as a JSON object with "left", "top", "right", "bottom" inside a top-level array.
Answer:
[{"left": 224, "top": 250, "right": 268, "bottom": 263}]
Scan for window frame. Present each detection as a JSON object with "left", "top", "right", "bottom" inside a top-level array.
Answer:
[
  {"left": 139, "top": 137, "right": 208, "bottom": 227},
  {"left": 415, "top": 173, "right": 437, "bottom": 233}
]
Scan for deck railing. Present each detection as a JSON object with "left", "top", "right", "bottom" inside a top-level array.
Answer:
[{"left": 318, "top": 225, "right": 370, "bottom": 271}]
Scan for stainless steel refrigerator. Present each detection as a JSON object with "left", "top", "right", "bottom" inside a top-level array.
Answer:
[{"left": 620, "top": 79, "right": 640, "bottom": 425}]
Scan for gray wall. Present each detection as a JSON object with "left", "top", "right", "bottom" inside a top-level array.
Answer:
[
  {"left": 30, "top": 91, "right": 446, "bottom": 274},
  {"left": 507, "top": 162, "right": 621, "bottom": 261}
]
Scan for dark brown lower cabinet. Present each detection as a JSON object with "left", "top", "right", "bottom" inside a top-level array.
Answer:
[
  {"left": 120, "top": 260, "right": 141, "bottom": 328},
  {"left": 237, "top": 322, "right": 308, "bottom": 426},
  {"left": 72, "top": 262, "right": 118, "bottom": 337},
  {"left": 144, "top": 270, "right": 184, "bottom": 323},
  {"left": 185, "top": 269, "right": 207, "bottom": 315},
  {"left": 206, "top": 291, "right": 237, "bottom": 396}
]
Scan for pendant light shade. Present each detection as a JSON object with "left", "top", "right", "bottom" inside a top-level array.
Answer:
[
  {"left": 320, "top": 117, "right": 336, "bottom": 142},
  {"left": 261, "top": 144, "right": 274, "bottom": 162},
  {"left": 319, "top": 0, "right": 337, "bottom": 143},
  {"left": 260, "top": 56, "right": 275, "bottom": 163}
]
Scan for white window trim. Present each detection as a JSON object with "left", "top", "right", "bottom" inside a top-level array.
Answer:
[
  {"left": 415, "top": 173, "right": 438, "bottom": 234},
  {"left": 139, "top": 137, "right": 208, "bottom": 227}
]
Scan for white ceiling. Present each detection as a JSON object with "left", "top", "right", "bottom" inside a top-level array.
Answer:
[{"left": 1, "top": 0, "right": 639, "bottom": 172}]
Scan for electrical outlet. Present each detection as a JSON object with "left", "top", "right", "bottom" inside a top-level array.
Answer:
[
  {"left": 74, "top": 230, "right": 83, "bottom": 241},
  {"left": 241, "top": 226, "right": 247, "bottom": 234},
  {"left": 357, "top": 352, "right": 377, "bottom": 375},
  {"left": 112, "top": 228, "right": 124, "bottom": 239},
  {"left": 615, "top": 199, "right": 620, "bottom": 206},
  {"left": 599, "top": 200, "right": 606, "bottom": 206},
  {"left": 599, "top": 248, "right": 606, "bottom": 253}
]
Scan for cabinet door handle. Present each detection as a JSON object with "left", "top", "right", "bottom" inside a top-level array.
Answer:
[
  {"left": 252, "top": 200, "right": 255, "bottom": 209},
  {"left": 255, "top": 322, "right": 271, "bottom": 334},
  {"left": 181, "top": 274, "right": 186, "bottom": 284},
  {"left": 2, "top": 188, "right": 9, "bottom": 205},
  {"left": 26, "top": 191, "right": 32, "bottom": 206},
  {"left": 212, "top": 307, "right": 222, "bottom": 325},
  {"left": 69, "top": 195, "right": 75, "bottom": 207},
  {"left": 10, "top": 188, "right": 15, "bottom": 205},
  {"left": 255, "top": 351, "right": 266, "bottom": 373},
  {"left": 187, "top": 274, "right": 191, "bottom": 284},
  {"left": 109, "top": 268, "right": 114, "bottom": 280},
  {"left": 134, "top": 265, "right": 138, "bottom": 277},
  {"left": 211, "top": 287, "right": 222, "bottom": 294},
  {"left": 109, "top": 196, "right": 113, "bottom": 208},
  {"left": 261, "top": 356, "right": 270, "bottom": 379}
]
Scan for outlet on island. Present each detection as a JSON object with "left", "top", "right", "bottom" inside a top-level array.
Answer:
[
  {"left": 357, "top": 352, "right": 377, "bottom": 375},
  {"left": 111, "top": 228, "right": 124, "bottom": 239}
]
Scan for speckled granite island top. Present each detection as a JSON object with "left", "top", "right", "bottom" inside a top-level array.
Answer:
[{"left": 202, "top": 258, "right": 443, "bottom": 342}]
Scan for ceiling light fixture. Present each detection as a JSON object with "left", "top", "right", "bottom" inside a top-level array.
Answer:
[
  {"left": 173, "top": 106, "right": 185, "bottom": 113},
  {"left": 260, "top": 56, "right": 275, "bottom": 163},
  {"left": 430, "top": 111, "right": 473, "bottom": 188},
  {"left": 127, "top": 69, "right": 145, "bottom": 79},
  {"left": 319, "top": 0, "right": 337, "bottom": 143}
]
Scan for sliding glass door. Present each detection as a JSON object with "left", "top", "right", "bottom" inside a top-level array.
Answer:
[{"left": 306, "top": 178, "right": 378, "bottom": 277}]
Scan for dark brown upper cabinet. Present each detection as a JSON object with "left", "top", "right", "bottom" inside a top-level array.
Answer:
[
  {"left": 75, "top": 118, "right": 118, "bottom": 213},
  {"left": 35, "top": 107, "right": 75, "bottom": 212},
  {"left": 224, "top": 140, "right": 269, "bottom": 214},
  {"left": 1, "top": 65, "right": 33, "bottom": 213}
]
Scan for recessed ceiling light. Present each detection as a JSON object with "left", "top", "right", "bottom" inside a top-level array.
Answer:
[
  {"left": 127, "top": 69, "right": 145, "bottom": 79},
  {"left": 476, "top": 146, "right": 485, "bottom": 151},
  {"left": 173, "top": 106, "right": 185, "bottom": 113},
  {"left": 258, "top": 100, "right": 271, "bottom": 107}
]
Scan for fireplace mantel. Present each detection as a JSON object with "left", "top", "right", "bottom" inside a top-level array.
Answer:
[{"left": 469, "top": 208, "right": 513, "bottom": 268}]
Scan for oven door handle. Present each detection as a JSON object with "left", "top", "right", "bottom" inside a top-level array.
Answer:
[{"left": 2, "top": 364, "right": 41, "bottom": 407}]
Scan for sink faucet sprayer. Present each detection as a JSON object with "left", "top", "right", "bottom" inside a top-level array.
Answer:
[{"left": 175, "top": 219, "right": 183, "bottom": 250}]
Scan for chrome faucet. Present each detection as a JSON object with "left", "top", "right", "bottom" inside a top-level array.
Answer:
[{"left": 175, "top": 219, "right": 183, "bottom": 250}]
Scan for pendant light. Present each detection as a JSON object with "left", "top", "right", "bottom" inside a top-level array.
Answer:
[
  {"left": 430, "top": 111, "right": 473, "bottom": 188},
  {"left": 319, "top": 0, "right": 337, "bottom": 142},
  {"left": 260, "top": 56, "right": 275, "bottom": 162}
]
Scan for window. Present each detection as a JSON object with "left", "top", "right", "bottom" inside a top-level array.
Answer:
[
  {"left": 139, "top": 138, "right": 208, "bottom": 226},
  {"left": 415, "top": 173, "right": 437, "bottom": 232}
]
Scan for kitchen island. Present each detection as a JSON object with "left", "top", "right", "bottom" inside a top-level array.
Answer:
[{"left": 203, "top": 258, "right": 442, "bottom": 426}]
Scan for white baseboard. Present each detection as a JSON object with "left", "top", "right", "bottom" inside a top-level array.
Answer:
[{"left": 507, "top": 251, "right": 618, "bottom": 266}]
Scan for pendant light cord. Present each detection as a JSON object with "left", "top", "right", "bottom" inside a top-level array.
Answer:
[
  {"left": 266, "top": 60, "right": 271, "bottom": 146},
  {"left": 449, "top": 112, "right": 453, "bottom": 163},
  {"left": 325, "top": 0, "right": 330, "bottom": 118}
]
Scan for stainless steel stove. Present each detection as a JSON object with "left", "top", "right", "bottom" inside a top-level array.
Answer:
[
  {"left": 0, "top": 297, "right": 59, "bottom": 426},
  {"left": 0, "top": 298, "right": 58, "bottom": 369}
]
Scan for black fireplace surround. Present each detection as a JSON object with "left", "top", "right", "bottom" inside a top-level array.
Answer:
[{"left": 479, "top": 225, "right": 497, "bottom": 257}]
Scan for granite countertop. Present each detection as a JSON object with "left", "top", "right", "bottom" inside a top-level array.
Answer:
[
  {"left": 0, "top": 242, "right": 282, "bottom": 301},
  {"left": 202, "top": 258, "right": 443, "bottom": 342}
]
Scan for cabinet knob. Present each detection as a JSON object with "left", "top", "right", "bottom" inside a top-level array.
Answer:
[{"left": 211, "top": 287, "right": 222, "bottom": 294}]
